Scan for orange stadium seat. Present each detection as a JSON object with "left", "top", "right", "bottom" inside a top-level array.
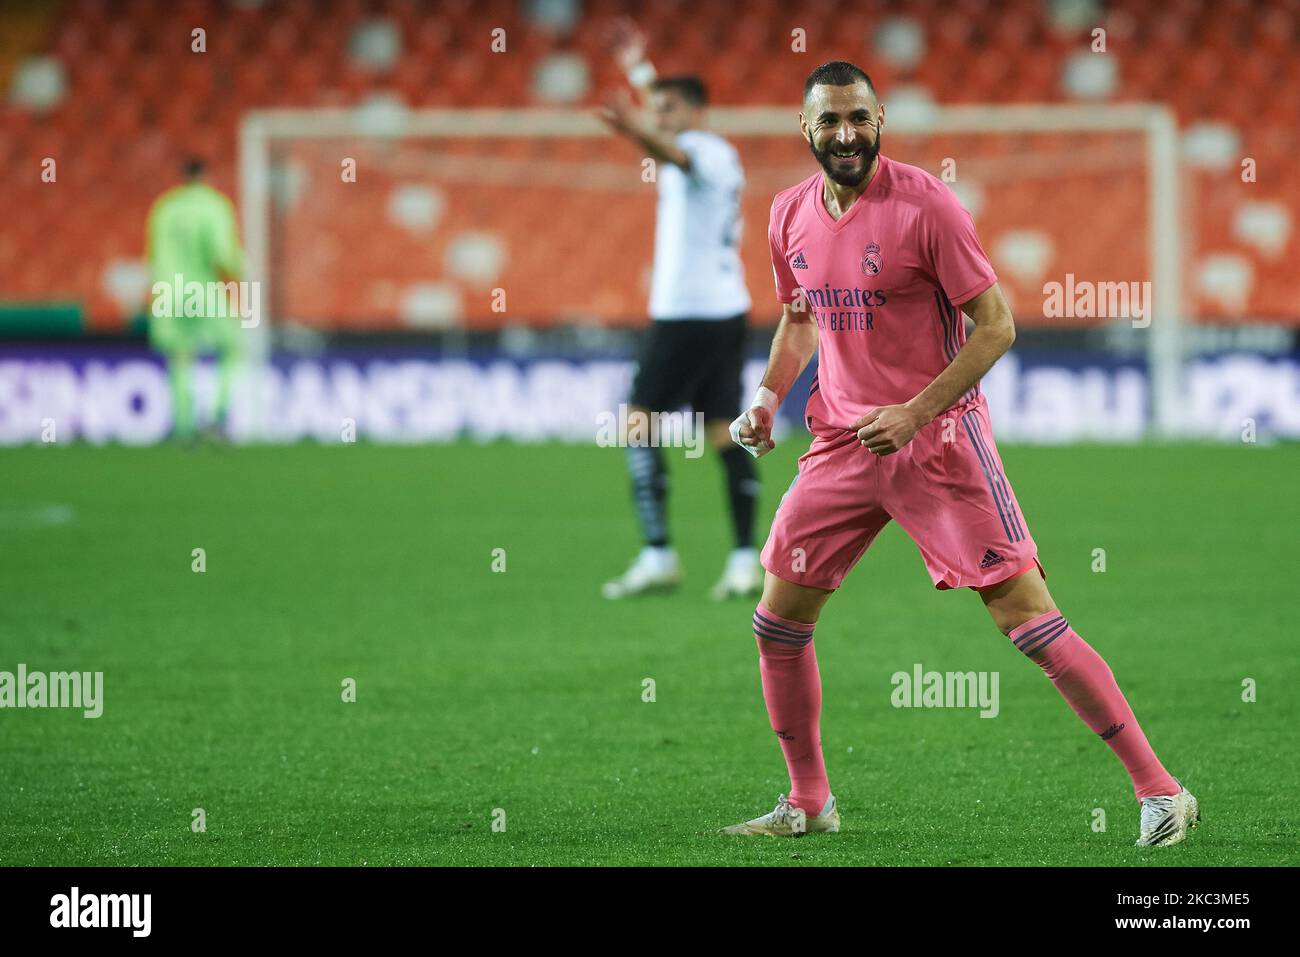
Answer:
[{"left": 1, "top": 0, "right": 1297, "bottom": 329}]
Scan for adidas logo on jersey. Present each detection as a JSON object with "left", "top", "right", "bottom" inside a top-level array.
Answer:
[
  {"left": 791, "top": 251, "right": 808, "bottom": 269},
  {"left": 979, "top": 548, "right": 1005, "bottom": 569}
]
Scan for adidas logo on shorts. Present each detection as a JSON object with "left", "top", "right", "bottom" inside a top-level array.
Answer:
[{"left": 979, "top": 548, "right": 1005, "bottom": 569}]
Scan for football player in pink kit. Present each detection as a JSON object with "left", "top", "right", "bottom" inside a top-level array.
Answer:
[{"left": 723, "top": 62, "right": 1199, "bottom": 847}]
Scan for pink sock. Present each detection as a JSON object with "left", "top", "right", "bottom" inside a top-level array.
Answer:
[
  {"left": 752, "top": 603, "right": 829, "bottom": 814},
  {"left": 1009, "top": 611, "right": 1179, "bottom": 801}
]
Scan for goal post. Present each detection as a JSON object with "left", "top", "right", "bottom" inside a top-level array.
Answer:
[{"left": 239, "top": 102, "right": 1184, "bottom": 435}]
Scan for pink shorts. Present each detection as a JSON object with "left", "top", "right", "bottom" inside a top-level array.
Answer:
[{"left": 760, "top": 400, "right": 1044, "bottom": 592}]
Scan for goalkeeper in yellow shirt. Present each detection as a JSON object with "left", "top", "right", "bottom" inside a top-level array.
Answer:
[{"left": 145, "top": 157, "right": 245, "bottom": 440}]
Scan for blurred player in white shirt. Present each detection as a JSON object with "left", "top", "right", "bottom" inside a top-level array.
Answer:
[{"left": 597, "top": 20, "right": 760, "bottom": 601}]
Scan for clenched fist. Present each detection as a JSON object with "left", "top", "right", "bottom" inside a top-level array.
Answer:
[
  {"left": 730, "top": 386, "right": 781, "bottom": 459},
  {"left": 849, "top": 403, "right": 928, "bottom": 455}
]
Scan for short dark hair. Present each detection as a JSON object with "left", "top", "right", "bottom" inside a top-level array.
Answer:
[
  {"left": 182, "top": 156, "right": 206, "bottom": 179},
  {"left": 803, "top": 61, "right": 877, "bottom": 104},
  {"left": 651, "top": 75, "right": 708, "bottom": 107}
]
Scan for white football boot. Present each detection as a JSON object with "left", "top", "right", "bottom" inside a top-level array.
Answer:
[
  {"left": 721, "top": 793, "right": 840, "bottom": 837},
  {"left": 601, "top": 546, "right": 682, "bottom": 599},
  {"left": 1136, "top": 779, "right": 1200, "bottom": 847},
  {"left": 709, "top": 548, "right": 764, "bottom": 600}
]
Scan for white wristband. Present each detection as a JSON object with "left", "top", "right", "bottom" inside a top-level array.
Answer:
[
  {"left": 751, "top": 386, "right": 780, "bottom": 413},
  {"left": 729, "top": 387, "right": 780, "bottom": 459},
  {"left": 627, "top": 60, "right": 657, "bottom": 88}
]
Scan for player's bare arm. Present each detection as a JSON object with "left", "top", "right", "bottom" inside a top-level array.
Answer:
[
  {"left": 606, "top": 17, "right": 650, "bottom": 107},
  {"left": 761, "top": 301, "right": 820, "bottom": 403},
  {"left": 730, "top": 302, "right": 819, "bottom": 456},
  {"left": 597, "top": 20, "right": 693, "bottom": 171},
  {"left": 596, "top": 88, "right": 692, "bottom": 170},
  {"left": 852, "top": 282, "right": 1016, "bottom": 455}
]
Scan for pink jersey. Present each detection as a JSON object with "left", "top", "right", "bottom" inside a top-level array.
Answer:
[{"left": 768, "top": 154, "right": 998, "bottom": 434}]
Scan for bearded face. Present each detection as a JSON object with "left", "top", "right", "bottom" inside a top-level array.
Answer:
[
  {"left": 808, "top": 125, "right": 881, "bottom": 187},
  {"left": 802, "top": 82, "right": 882, "bottom": 187}
]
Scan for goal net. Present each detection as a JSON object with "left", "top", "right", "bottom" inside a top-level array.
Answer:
[{"left": 240, "top": 103, "right": 1184, "bottom": 431}]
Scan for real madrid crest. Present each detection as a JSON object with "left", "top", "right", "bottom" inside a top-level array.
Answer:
[{"left": 861, "top": 242, "right": 884, "bottom": 276}]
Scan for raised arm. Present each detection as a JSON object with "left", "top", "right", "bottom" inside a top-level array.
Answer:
[
  {"left": 606, "top": 17, "right": 653, "bottom": 109},
  {"left": 595, "top": 19, "right": 692, "bottom": 171},
  {"left": 596, "top": 90, "right": 692, "bottom": 171}
]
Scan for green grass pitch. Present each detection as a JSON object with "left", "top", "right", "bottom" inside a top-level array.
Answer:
[{"left": 1, "top": 439, "right": 1296, "bottom": 866}]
